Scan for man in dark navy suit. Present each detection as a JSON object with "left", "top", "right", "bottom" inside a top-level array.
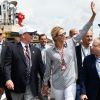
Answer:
[
  {"left": 0, "top": 28, "right": 5, "bottom": 99},
  {"left": 80, "top": 37, "right": 100, "bottom": 100},
  {"left": 75, "top": 30, "right": 93, "bottom": 100},
  {"left": 4, "top": 25, "right": 45, "bottom": 100},
  {"left": 0, "top": 28, "right": 12, "bottom": 100}
]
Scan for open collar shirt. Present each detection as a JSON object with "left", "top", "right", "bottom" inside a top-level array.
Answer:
[{"left": 43, "top": 21, "right": 93, "bottom": 89}]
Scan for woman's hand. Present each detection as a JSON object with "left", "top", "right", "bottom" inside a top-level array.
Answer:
[
  {"left": 91, "top": 1, "right": 96, "bottom": 15},
  {"left": 5, "top": 80, "right": 14, "bottom": 90},
  {"left": 80, "top": 94, "right": 88, "bottom": 100},
  {"left": 42, "top": 85, "right": 49, "bottom": 96}
]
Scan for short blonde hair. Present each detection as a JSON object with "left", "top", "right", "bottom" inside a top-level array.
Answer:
[{"left": 51, "top": 26, "right": 63, "bottom": 40}]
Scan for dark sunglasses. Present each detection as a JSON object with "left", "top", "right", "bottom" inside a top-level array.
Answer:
[
  {"left": 63, "top": 32, "right": 66, "bottom": 35},
  {"left": 0, "top": 33, "right": 2, "bottom": 35},
  {"left": 57, "top": 32, "right": 66, "bottom": 37}
]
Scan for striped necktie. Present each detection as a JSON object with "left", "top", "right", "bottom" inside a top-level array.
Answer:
[
  {"left": 25, "top": 45, "right": 30, "bottom": 66},
  {"left": 25, "top": 45, "right": 31, "bottom": 78}
]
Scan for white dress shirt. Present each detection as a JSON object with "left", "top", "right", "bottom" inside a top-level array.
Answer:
[
  {"left": 96, "top": 57, "right": 100, "bottom": 78},
  {"left": 0, "top": 40, "right": 3, "bottom": 64},
  {"left": 21, "top": 42, "right": 32, "bottom": 67},
  {"left": 81, "top": 45, "right": 91, "bottom": 62}
]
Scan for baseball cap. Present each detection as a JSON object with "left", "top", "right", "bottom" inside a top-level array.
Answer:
[{"left": 19, "top": 25, "right": 37, "bottom": 35}]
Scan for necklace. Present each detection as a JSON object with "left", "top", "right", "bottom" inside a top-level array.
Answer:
[{"left": 57, "top": 48, "right": 66, "bottom": 71}]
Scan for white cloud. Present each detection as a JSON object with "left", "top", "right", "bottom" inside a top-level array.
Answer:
[{"left": 2, "top": 0, "right": 100, "bottom": 37}]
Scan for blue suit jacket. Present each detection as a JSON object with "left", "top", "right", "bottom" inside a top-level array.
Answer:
[
  {"left": 0, "top": 41, "right": 10, "bottom": 87},
  {"left": 80, "top": 54, "right": 100, "bottom": 100},
  {"left": 4, "top": 42, "right": 45, "bottom": 96}
]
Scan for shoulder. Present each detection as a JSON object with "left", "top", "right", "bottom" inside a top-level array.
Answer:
[
  {"left": 47, "top": 45, "right": 53, "bottom": 50},
  {"left": 31, "top": 44, "right": 41, "bottom": 52},
  {"left": 84, "top": 54, "right": 95, "bottom": 62},
  {"left": 65, "top": 38, "right": 76, "bottom": 46},
  {"left": 35, "top": 43, "right": 40, "bottom": 48},
  {"left": 45, "top": 45, "right": 55, "bottom": 56},
  {"left": 4, "top": 41, "right": 15, "bottom": 48},
  {"left": 75, "top": 44, "right": 81, "bottom": 50},
  {"left": 76, "top": 43, "right": 81, "bottom": 48},
  {"left": 3, "top": 40, "right": 11, "bottom": 45}
]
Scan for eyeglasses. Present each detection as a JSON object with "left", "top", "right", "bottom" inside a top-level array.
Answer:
[
  {"left": 57, "top": 32, "right": 66, "bottom": 37},
  {"left": 63, "top": 32, "right": 66, "bottom": 35}
]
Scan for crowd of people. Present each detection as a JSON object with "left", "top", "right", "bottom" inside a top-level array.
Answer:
[{"left": 0, "top": 1, "right": 100, "bottom": 100}]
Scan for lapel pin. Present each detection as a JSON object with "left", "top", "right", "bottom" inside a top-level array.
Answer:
[{"left": 32, "top": 51, "right": 34, "bottom": 54}]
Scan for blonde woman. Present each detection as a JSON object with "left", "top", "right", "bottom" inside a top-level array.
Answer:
[{"left": 42, "top": 2, "right": 96, "bottom": 100}]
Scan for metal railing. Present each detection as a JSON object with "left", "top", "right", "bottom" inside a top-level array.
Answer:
[{"left": 0, "top": 18, "right": 16, "bottom": 25}]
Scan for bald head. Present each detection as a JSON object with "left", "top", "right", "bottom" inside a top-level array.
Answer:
[
  {"left": 92, "top": 37, "right": 100, "bottom": 57},
  {"left": 69, "top": 28, "right": 78, "bottom": 37},
  {"left": 82, "top": 30, "right": 93, "bottom": 47},
  {"left": 93, "top": 37, "right": 100, "bottom": 46}
]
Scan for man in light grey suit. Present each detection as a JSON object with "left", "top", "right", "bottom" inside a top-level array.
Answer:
[
  {"left": 36, "top": 34, "right": 51, "bottom": 100},
  {"left": 36, "top": 34, "right": 50, "bottom": 64},
  {"left": 42, "top": 2, "right": 96, "bottom": 100}
]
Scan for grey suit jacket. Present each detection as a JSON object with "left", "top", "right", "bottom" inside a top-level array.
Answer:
[{"left": 36, "top": 43, "right": 50, "bottom": 64}]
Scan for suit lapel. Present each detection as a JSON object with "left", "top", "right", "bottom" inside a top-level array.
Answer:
[
  {"left": 1, "top": 41, "right": 7, "bottom": 62},
  {"left": 17, "top": 42, "right": 27, "bottom": 66},
  {"left": 29, "top": 44, "right": 35, "bottom": 66},
  {"left": 76, "top": 44, "right": 82, "bottom": 66},
  {"left": 91, "top": 56, "right": 100, "bottom": 79},
  {"left": 1, "top": 41, "right": 6, "bottom": 56},
  {"left": 79, "top": 45, "right": 82, "bottom": 63}
]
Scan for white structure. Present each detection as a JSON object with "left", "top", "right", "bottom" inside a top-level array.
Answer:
[{"left": 0, "top": 0, "right": 17, "bottom": 25}]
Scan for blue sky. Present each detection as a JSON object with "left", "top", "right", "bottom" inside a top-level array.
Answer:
[{"left": 1, "top": 0, "right": 100, "bottom": 38}]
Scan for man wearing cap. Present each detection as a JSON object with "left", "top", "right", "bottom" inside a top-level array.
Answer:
[{"left": 3, "top": 25, "right": 45, "bottom": 100}]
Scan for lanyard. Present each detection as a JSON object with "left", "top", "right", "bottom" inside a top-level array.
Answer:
[{"left": 81, "top": 46, "right": 90, "bottom": 58}]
